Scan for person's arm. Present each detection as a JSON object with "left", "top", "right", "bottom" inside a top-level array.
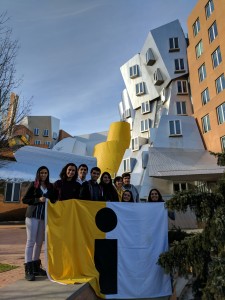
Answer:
[{"left": 22, "top": 183, "right": 40, "bottom": 205}]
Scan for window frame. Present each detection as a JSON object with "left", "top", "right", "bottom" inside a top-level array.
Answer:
[
  {"left": 43, "top": 129, "right": 49, "bottom": 137},
  {"left": 195, "top": 40, "right": 203, "bottom": 58},
  {"left": 34, "top": 140, "right": 41, "bottom": 145},
  {"left": 193, "top": 18, "right": 200, "bottom": 36},
  {"left": 129, "top": 65, "right": 139, "bottom": 78},
  {"left": 201, "top": 88, "right": 210, "bottom": 105},
  {"left": 169, "top": 120, "right": 182, "bottom": 136},
  {"left": 208, "top": 21, "right": 218, "bottom": 43},
  {"left": 212, "top": 46, "right": 222, "bottom": 69},
  {"left": 141, "top": 101, "right": 150, "bottom": 114},
  {"left": 4, "top": 182, "right": 21, "bottom": 203},
  {"left": 202, "top": 114, "right": 211, "bottom": 133},
  {"left": 135, "top": 82, "right": 145, "bottom": 96},
  {"left": 215, "top": 74, "right": 225, "bottom": 94},
  {"left": 217, "top": 103, "right": 225, "bottom": 125},
  {"left": 177, "top": 80, "right": 188, "bottom": 94},
  {"left": 169, "top": 37, "right": 179, "bottom": 51},
  {"left": 176, "top": 101, "right": 187, "bottom": 115},
  {"left": 33, "top": 128, "right": 39, "bottom": 136},
  {"left": 123, "top": 158, "right": 131, "bottom": 173},
  {"left": 174, "top": 58, "right": 185, "bottom": 73},
  {"left": 221, "top": 136, "right": 225, "bottom": 151},
  {"left": 131, "top": 137, "right": 139, "bottom": 151},
  {"left": 198, "top": 64, "right": 207, "bottom": 82},
  {"left": 140, "top": 119, "right": 151, "bottom": 132},
  {"left": 205, "top": 0, "right": 214, "bottom": 19}
]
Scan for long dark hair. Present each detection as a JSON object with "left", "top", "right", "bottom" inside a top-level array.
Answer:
[
  {"left": 122, "top": 190, "right": 134, "bottom": 202},
  {"left": 147, "top": 188, "right": 163, "bottom": 202},
  {"left": 34, "top": 166, "right": 50, "bottom": 188},
  {"left": 100, "top": 172, "right": 112, "bottom": 185},
  {"left": 59, "top": 163, "right": 78, "bottom": 181}
]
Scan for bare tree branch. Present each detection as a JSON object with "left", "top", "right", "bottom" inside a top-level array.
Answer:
[{"left": 0, "top": 12, "right": 32, "bottom": 147}]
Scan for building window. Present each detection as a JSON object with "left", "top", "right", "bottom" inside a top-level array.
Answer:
[
  {"left": 141, "top": 101, "right": 150, "bottom": 114},
  {"left": 146, "top": 48, "right": 155, "bottom": 66},
  {"left": 44, "top": 141, "right": 51, "bottom": 148},
  {"left": 212, "top": 47, "right": 222, "bottom": 69},
  {"left": 129, "top": 65, "right": 139, "bottom": 78},
  {"left": 221, "top": 136, "right": 225, "bottom": 151},
  {"left": 169, "top": 37, "right": 179, "bottom": 51},
  {"left": 174, "top": 58, "right": 185, "bottom": 72},
  {"left": 177, "top": 80, "right": 188, "bottom": 94},
  {"left": 174, "top": 183, "right": 188, "bottom": 192},
  {"left": 34, "top": 128, "right": 39, "bottom": 136},
  {"left": 201, "top": 88, "right": 210, "bottom": 105},
  {"left": 176, "top": 102, "right": 187, "bottom": 115},
  {"left": 124, "top": 108, "right": 131, "bottom": 119},
  {"left": 169, "top": 120, "right": 182, "bottom": 135},
  {"left": 202, "top": 114, "right": 211, "bottom": 133},
  {"left": 123, "top": 158, "right": 131, "bottom": 173},
  {"left": 198, "top": 64, "right": 207, "bottom": 82},
  {"left": 43, "top": 129, "right": 49, "bottom": 137},
  {"left": 52, "top": 132, "right": 58, "bottom": 140},
  {"left": 4, "top": 183, "right": 20, "bottom": 203},
  {"left": 141, "top": 119, "right": 151, "bottom": 132},
  {"left": 131, "top": 137, "right": 139, "bottom": 151},
  {"left": 208, "top": 22, "right": 218, "bottom": 43},
  {"left": 216, "top": 74, "right": 225, "bottom": 94},
  {"left": 195, "top": 40, "right": 203, "bottom": 58},
  {"left": 217, "top": 103, "right": 225, "bottom": 124},
  {"left": 205, "top": 0, "right": 214, "bottom": 19},
  {"left": 153, "top": 68, "right": 164, "bottom": 85},
  {"left": 34, "top": 140, "right": 41, "bottom": 145},
  {"left": 193, "top": 18, "right": 200, "bottom": 36},
  {"left": 136, "top": 82, "right": 145, "bottom": 96}
]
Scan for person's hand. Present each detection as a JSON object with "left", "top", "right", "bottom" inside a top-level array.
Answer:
[{"left": 39, "top": 196, "right": 46, "bottom": 203}]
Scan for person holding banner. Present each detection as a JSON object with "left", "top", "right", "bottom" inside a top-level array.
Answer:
[
  {"left": 22, "top": 165, "right": 55, "bottom": 281},
  {"left": 121, "top": 190, "right": 134, "bottom": 202},
  {"left": 53, "top": 163, "right": 80, "bottom": 201},
  {"left": 148, "top": 188, "right": 175, "bottom": 220}
]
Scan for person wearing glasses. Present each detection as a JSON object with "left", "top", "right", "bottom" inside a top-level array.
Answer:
[{"left": 79, "top": 167, "right": 103, "bottom": 201}]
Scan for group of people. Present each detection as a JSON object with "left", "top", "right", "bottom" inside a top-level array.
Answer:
[{"left": 22, "top": 162, "right": 172, "bottom": 281}]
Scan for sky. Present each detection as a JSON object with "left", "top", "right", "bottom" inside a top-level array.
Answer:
[{"left": 1, "top": 0, "right": 198, "bottom": 136}]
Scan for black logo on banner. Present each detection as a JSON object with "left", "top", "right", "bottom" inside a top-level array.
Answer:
[{"left": 94, "top": 207, "right": 118, "bottom": 294}]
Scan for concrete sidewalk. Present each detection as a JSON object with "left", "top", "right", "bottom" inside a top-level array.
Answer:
[
  {"left": 0, "top": 223, "right": 193, "bottom": 300},
  {"left": 0, "top": 224, "right": 97, "bottom": 299}
]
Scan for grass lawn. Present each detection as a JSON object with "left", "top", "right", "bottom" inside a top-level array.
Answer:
[{"left": 0, "top": 263, "right": 18, "bottom": 273}]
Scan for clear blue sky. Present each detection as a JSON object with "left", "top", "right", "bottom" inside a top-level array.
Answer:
[{"left": 1, "top": 0, "right": 198, "bottom": 136}]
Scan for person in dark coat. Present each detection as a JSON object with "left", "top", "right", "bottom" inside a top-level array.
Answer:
[
  {"left": 79, "top": 167, "right": 103, "bottom": 201},
  {"left": 53, "top": 163, "right": 80, "bottom": 201},
  {"left": 22, "top": 166, "right": 55, "bottom": 281},
  {"left": 99, "top": 172, "right": 119, "bottom": 202}
]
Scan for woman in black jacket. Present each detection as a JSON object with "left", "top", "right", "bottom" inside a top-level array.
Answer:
[
  {"left": 22, "top": 166, "right": 55, "bottom": 281},
  {"left": 99, "top": 172, "right": 119, "bottom": 202}
]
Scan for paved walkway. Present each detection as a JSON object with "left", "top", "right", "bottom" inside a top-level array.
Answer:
[
  {"left": 0, "top": 224, "right": 27, "bottom": 288},
  {"left": 0, "top": 223, "right": 193, "bottom": 300}
]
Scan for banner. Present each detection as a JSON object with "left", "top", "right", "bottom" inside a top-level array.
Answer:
[{"left": 46, "top": 200, "right": 172, "bottom": 299}]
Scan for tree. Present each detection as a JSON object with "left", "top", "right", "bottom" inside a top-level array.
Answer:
[
  {"left": 158, "top": 152, "right": 225, "bottom": 299},
  {"left": 0, "top": 12, "right": 31, "bottom": 147}
]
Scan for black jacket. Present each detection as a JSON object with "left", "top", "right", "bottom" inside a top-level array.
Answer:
[{"left": 22, "top": 182, "right": 55, "bottom": 218}]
